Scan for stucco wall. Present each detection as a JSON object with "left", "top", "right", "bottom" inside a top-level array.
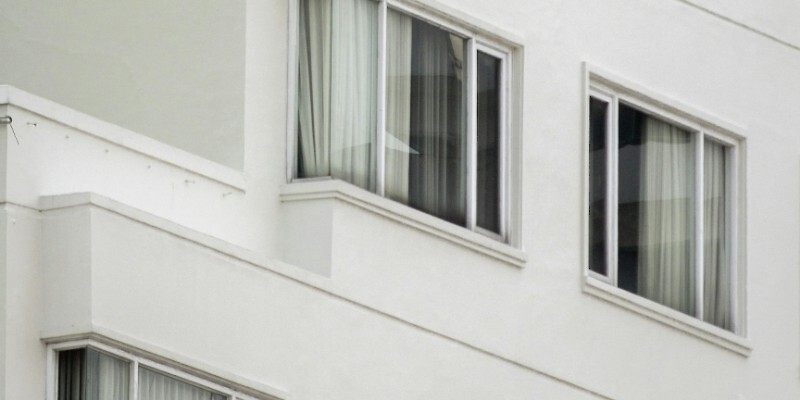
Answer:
[
  {"left": 1, "top": 0, "right": 799, "bottom": 399},
  {"left": 0, "top": 0, "right": 245, "bottom": 168}
]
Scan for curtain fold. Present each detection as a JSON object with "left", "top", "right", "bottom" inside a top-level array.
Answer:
[
  {"left": 58, "top": 349, "right": 86, "bottom": 400},
  {"left": 139, "top": 368, "right": 225, "bottom": 400},
  {"left": 637, "top": 116, "right": 695, "bottom": 315},
  {"left": 297, "top": 0, "right": 377, "bottom": 190},
  {"left": 86, "top": 349, "right": 130, "bottom": 400},
  {"left": 703, "top": 139, "right": 731, "bottom": 329},
  {"left": 407, "top": 18, "right": 466, "bottom": 225},
  {"left": 384, "top": 9, "right": 413, "bottom": 202}
]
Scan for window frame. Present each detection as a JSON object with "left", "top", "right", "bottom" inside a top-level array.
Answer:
[
  {"left": 285, "top": 0, "right": 517, "bottom": 243},
  {"left": 583, "top": 64, "right": 749, "bottom": 353},
  {"left": 47, "top": 340, "right": 267, "bottom": 400}
]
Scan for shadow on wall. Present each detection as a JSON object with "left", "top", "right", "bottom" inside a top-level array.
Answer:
[{"left": 0, "top": 0, "right": 246, "bottom": 169}]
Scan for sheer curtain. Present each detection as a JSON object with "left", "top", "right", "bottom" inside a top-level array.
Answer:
[
  {"left": 58, "top": 348, "right": 130, "bottom": 400},
  {"left": 384, "top": 9, "right": 413, "bottom": 202},
  {"left": 139, "top": 368, "right": 225, "bottom": 400},
  {"left": 297, "top": 0, "right": 377, "bottom": 190},
  {"left": 86, "top": 349, "right": 130, "bottom": 400},
  {"left": 58, "top": 349, "right": 87, "bottom": 400},
  {"left": 408, "top": 19, "right": 466, "bottom": 225},
  {"left": 637, "top": 116, "right": 696, "bottom": 315},
  {"left": 704, "top": 139, "right": 731, "bottom": 329}
]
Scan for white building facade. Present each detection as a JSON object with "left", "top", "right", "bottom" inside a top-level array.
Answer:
[{"left": 1, "top": 0, "right": 799, "bottom": 399}]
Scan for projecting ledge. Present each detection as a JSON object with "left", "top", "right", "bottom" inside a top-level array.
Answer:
[{"left": 279, "top": 179, "right": 527, "bottom": 277}]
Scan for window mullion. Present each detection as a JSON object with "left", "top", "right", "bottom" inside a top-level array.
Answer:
[
  {"left": 376, "top": 0, "right": 388, "bottom": 196},
  {"left": 498, "top": 52, "right": 509, "bottom": 239},
  {"left": 728, "top": 145, "right": 739, "bottom": 334},
  {"left": 131, "top": 358, "right": 139, "bottom": 400},
  {"left": 608, "top": 96, "right": 619, "bottom": 287},
  {"left": 695, "top": 133, "right": 705, "bottom": 320},
  {"left": 466, "top": 38, "right": 478, "bottom": 230}
]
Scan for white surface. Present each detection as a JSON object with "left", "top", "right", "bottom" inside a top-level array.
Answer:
[
  {"left": 0, "top": 0, "right": 245, "bottom": 168},
  {"left": 0, "top": 0, "right": 798, "bottom": 399}
]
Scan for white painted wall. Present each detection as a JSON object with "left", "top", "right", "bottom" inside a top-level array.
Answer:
[
  {"left": 0, "top": 0, "right": 799, "bottom": 399},
  {"left": 0, "top": 0, "right": 245, "bottom": 168}
]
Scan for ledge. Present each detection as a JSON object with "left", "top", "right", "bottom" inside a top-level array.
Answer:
[
  {"left": 582, "top": 276, "right": 752, "bottom": 356},
  {"left": 280, "top": 179, "right": 527, "bottom": 268},
  {"left": 0, "top": 85, "right": 246, "bottom": 191}
]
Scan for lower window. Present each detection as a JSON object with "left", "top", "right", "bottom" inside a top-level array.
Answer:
[
  {"left": 588, "top": 84, "right": 740, "bottom": 332},
  {"left": 54, "top": 344, "right": 261, "bottom": 400}
]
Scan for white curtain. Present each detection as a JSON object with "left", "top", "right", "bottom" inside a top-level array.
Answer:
[
  {"left": 86, "top": 350, "right": 130, "bottom": 400},
  {"left": 297, "top": 0, "right": 377, "bottom": 190},
  {"left": 703, "top": 139, "right": 731, "bottom": 329},
  {"left": 139, "top": 368, "right": 225, "bottom": 400},
  {"left": 637, "top": 116, "right": 696, "bottom": 315},
  {"left": 406, "top": 18, "right": 467, "bottom": 224},
  {"left": 384, "top": 9, "right": 413, "bottom": 202}
]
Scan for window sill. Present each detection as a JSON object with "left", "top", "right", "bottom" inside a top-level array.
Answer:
[
  {"left": 582, "top": 275, "right": 751, "bottom": 356},
  {"left": 280, "top": 179, "right": 527, "bottom": 268}
]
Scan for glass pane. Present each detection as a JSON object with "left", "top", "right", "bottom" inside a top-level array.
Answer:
[
  {"left": 139, "top": 367, "right": 226, "bottom": 400},
  {"left": 58, "top": 349, "right": 86, "bottom": 400},
  {"left": 476, "top": 51, "right": 501, "bottom": 233},
  {"left": 58, "top": 348, "right": 130, "bottom": 400},
  {"left": 588, "top": 97, "right": 608, "bottom": 276},
  {"left": 385, "top": 9, "right": 467, "bottom": 226},
  {"left": 703, "top": 139, "right": 732, "bottom": 330},
  {"left": 297, "top": 0, "right": 378, "bottom": 191},
  {"left": 617, "top": 103, "right": 696, "bottom": 316}
]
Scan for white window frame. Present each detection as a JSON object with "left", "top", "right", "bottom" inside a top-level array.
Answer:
[
  {"left": 46, "top": 340, "right": 267, "bottom": 400},
  {"left": 583, "top": 64, "right": 749, "bottom": 354},
  {"left": 285, "top": 0, "right": 517, "bottom": 243}
]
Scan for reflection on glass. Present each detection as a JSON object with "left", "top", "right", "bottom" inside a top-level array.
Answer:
[
  {"left": 476, "top": 51, "right": 501, "bottom": 233},
  {"left": 703, "top": 139, "right": 731, "bottom": 330},
  {"left": 618, "top": 103, "right": 696, "bottom": 316},
  {"left": 58, "top": 348, "right": 130, "bottom": 400},
  {"left": 588, "top": 97, "right": 608, "bottom": 276},
  {"left": 385, "top": 9, "right": 467, "bottom": 226}
]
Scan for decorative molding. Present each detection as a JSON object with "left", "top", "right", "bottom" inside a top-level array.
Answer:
[
  {"left": 280, "top": 179, "right": 528, "bottom": 267},
  {"left": 33, "top": 192, "right": 612, "bottom": 399},
  {"left": 583, "top": 276, "right": 752, "bottom": 356}
]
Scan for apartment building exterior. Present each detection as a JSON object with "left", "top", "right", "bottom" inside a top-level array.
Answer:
[{"left": 1, "top": 0, "right": 799, "bottom": 399}]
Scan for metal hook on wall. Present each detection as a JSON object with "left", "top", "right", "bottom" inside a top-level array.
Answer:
[{"left": 0, "top": 116, "right": 19, "bottom": 145}]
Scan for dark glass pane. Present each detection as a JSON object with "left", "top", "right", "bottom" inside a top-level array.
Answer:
[
  {"left": 588, "top": 97, "right": 608, "bottom": 276},
  {"left": 616, "top": 103, "right": 643, "bottom": 293},
  {"left": 58, "top": 348, "right": 130, "bottom": 400},
  {"left": 618, "top": 103, "right": 695, "bottom": 316},
  {"left": 476, "top": 51, "right": 501, "bottom": 233},
  {"left": 703, "top": 139, "right": 731, "bottom": 330},
  {"left": 385, "top": 10, "right": 467, "bottom": 226},
  {"left": 58, "top": 349, "right": 86, "bottom": 400}
]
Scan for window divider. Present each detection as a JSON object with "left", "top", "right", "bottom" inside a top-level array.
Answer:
[
  {"left": 466, "top": 38, "right": 478, "bottom": 230},
  {"left": 131, "top": 358, "right": 140, "bottom": 400},
  {"left": 498, "top": 50, "right": 509, "bottom": 239},
  {"left": 695, "top": 132, "right": 705, "bottom": 321},
  {"left": 46, "top": 345, "right": 57, "bottom": 400},
  {"left": 608, "top": 95, "right": 619, "bottom": 287},
  {"left": 376, "top": 0, "right": 388, "bottom": 197},
  {"left": 728, "top": 145, "right": 740, "bottom": 334}
]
